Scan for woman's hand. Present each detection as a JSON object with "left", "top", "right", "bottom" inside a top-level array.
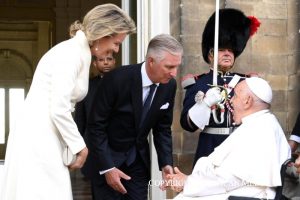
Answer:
[{"left": 69, "top": 147, "right": 88, "bottom": 170}]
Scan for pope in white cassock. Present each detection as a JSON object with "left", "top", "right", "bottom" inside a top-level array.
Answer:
[{"left": 168, "top": 77, "right": 291, "bottom": 200}]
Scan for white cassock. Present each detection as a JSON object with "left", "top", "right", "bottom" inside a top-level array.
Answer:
[{"left": 174, "top": 110, "right": 291, "bottom": 200}]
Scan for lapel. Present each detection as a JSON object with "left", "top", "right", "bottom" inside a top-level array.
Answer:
[{"left": 131, "top": 64, "right": 143, "bottom": 130}]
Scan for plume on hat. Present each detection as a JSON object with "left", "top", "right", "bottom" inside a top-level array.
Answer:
[{"left": 202, "top": 8, "right": 260, "bottom": 63}]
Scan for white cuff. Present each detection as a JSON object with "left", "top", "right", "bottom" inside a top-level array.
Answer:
[
  {"left": 290, "top": 135, "right": 300, "bottom": 143},
  {"left": 188, "top": 102, "right": 211, "bottom": 130},
  {"left": 99, "top": 167, "right": 115, "bottom": 175}
]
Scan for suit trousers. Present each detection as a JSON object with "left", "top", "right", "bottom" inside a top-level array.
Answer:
[{"left": 91, "top": 153, "right": 150, "bottom": 200}]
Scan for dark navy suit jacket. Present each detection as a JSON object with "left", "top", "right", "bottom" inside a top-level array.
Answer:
[
  {"left": 82, "top": 63, "right": 175, "bottom": 178},
  {"left": 75, "top": 76, "right": 103, "bottom": 137}
]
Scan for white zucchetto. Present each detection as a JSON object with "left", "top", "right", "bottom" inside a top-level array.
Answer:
[{"left": 245, "top": 77, "right": 272, "bottom": 104}]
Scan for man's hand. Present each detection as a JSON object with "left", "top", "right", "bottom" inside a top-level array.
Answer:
[
  {"left": 69, "top": 147, "right": 88, "bottom": 170},
  {"left": 288, "top": 140, "right": 299, "bottom": 153},
  {"left": 166, "top": 167, "right": 187, "bottom": 193},
  {"left": 105, "top": 168, "right": 131, "bottom": 194},
  {"left": 295, "top": 155, "right": 300, "bottom": 174},
  {"left": 160, "top": 165, "right": 173, "bottom": 191},
  {"left": 203, "top": 87, "right": 222, "bottom": 107}
]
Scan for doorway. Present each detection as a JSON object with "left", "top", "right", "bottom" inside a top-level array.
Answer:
[{"left": 0, "top": 21, "right": 51, "bottom": 159}]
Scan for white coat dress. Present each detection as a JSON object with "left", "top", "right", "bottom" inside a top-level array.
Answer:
[{"left": 0, "top": 30, "right": 91, "bottom": 200}]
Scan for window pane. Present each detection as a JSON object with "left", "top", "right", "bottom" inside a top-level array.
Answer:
[
  {"left": 9, "top": 89, "right": 25, "bottom": 130},
  {"left": 0, "top": 89, "right": 4, "bottom": 144}
]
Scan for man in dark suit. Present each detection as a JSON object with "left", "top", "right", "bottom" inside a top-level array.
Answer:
[{"left": 82, "top": 34, "right": 183, "bottom": 200}]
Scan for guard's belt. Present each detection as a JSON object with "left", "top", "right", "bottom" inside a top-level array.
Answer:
[{"left": 203, "top": 127, "right": 235, "bottom": 135}]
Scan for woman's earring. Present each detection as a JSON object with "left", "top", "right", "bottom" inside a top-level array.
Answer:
[{"left": 94, "top": 40, "right": 99, "bottom": 51}]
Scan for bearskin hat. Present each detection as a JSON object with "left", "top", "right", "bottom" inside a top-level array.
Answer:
[{"left": 202, "top": 8, "right": 260, "bottom": 63}]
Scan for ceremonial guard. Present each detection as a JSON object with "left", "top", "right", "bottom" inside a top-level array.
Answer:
[{"left": 180, "top": 8, "right": 261, "bottom": 164}]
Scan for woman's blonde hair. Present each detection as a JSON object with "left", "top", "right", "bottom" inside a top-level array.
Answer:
[{"left": 69, "top": 3, "right": 136, "bottom": 44}]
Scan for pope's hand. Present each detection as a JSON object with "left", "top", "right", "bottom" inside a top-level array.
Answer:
[{"left": 203, "top": 87, "right": 222, "bottom": 107}]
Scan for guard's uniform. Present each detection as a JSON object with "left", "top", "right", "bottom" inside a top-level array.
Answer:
[
  {"left": 180, "top": 69, "right": 247, "bottom": 164},
  {"left": 181, "top": 8, "right": 260, "bottom": 166}
]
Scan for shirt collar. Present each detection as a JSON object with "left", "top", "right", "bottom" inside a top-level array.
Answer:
[{"left": 141, "top": 62, "right": 159, "bottom": 87}]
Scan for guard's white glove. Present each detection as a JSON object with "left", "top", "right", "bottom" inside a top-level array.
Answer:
[
  {"left": 203, "top": 87, "right": 222, "bottom": 107},
  {"left": 188, "top": 87, "right": 222, "bottom": 130}
]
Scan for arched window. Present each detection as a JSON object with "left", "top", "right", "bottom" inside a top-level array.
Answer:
[{"left": 0, "top": 49, "right": 33, "bottom": 159}]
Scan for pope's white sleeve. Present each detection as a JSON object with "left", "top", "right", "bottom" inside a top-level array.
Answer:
[
  {"left": 182, "top": 157, "right": 244, "bottom": 197},
  {"left": 289, "top": 135, "right": 300, "bottom": 143}
]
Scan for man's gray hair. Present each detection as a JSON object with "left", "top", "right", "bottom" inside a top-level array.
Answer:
[{"left": 146, "top": 34, "right": 183, "bottom": 61}]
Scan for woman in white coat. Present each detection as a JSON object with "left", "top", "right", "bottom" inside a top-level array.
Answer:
[{"left": 0, "top": 4, "right": 136, "bottom": 200}]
